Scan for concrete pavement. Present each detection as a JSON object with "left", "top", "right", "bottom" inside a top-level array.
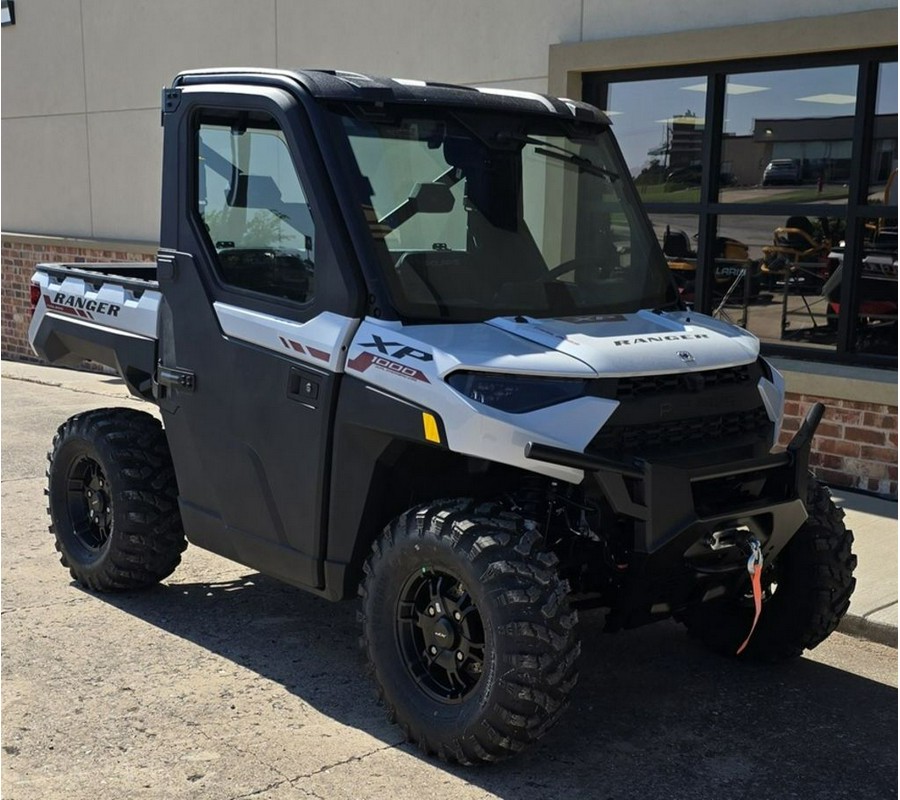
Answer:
[
  {"left": 1, "top": 359, "right": 896, "bottom": 800},
  {"left": 2, "top": 358, "right": 896, "bottom": 648}
]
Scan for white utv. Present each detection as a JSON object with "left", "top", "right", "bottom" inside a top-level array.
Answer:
[{"left": 28, "top": 69, "right": 856, "bottom": 764}]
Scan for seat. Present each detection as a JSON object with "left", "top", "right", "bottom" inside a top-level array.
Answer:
[
  {"left": 762, "top": 216, "right": 829, "bottom": 271},
  {"left": 662, "top": 226, "right": 696, "bottom": 259}
]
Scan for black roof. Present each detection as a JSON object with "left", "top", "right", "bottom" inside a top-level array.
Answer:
[{"left": 172, "top": 67, "right": 609, "bottom": 124}]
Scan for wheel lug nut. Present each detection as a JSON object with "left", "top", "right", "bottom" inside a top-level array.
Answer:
[
  {"left": 429, "top": 646, "right": 437, "bottom": 655},
  {"left": 453, "top": 611, "right": 461, "bottom": 621},
  {"left": 456, "top": 651, "right": 464, "bottom": 661},
  {"left": 427, "top": 606, "right": 435, "bottom": 616}
]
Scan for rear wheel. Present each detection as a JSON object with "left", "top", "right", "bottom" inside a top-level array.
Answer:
[
  {"left": 47, "top": 408, "right": 186, "bottom": 591},
  {"left": 681, "top": 481, "right": 856, "bottom": 660},
  {"left": 359, "top": 499, "right": 580, "bottom": 764}
]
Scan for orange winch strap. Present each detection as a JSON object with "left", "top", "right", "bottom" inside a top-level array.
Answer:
[{"left": 736, "top": 541, "right": 764, "bottom": 656}]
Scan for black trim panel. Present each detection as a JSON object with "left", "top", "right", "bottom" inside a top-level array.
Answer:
[{"left": 31, "top": 315, "right": 156, "bottom": 399}]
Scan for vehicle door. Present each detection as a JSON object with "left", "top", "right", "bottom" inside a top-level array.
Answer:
[{"left": 156, "top": 85, "right": 361, "bottom": 589}]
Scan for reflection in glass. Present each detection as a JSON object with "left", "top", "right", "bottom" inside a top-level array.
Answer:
[
  {"left": 606, "top": 77, "right": 706, "bottom": 203},
  {"left": 838, "top": 216, "right": 898, "bottom": 355},
  {"left": 711, "top": 215, "right": 849, "bottom": 351},
  {"left": 870, "top": 62, "right": 898, "bottom": 205},
  {"left": 719, "top": 65, "right": 858, "bottom": 203}
]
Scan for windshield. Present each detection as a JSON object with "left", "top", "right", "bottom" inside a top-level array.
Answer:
[{"left": 334, "top": 107, "right": 677, "bottom": 321}]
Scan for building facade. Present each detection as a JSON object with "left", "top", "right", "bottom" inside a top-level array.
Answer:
[{"left": 2, "top": 1, "right": 897, "bottom": 495}]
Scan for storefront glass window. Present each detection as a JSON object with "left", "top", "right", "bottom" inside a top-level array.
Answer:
[
  {"left": 714, "top": 213, "right": 844, "bottom": 353},
  {"left": 719, "top": 66, "right": 858, "bottom": 203},
  {"left": 606, "top": 76, "right": 706, "bottom": 204},
  {"left": 586, "top": 48, "right": 896, "bottom": 364},
  {"left": 870, "top": 62, "right": 898, "bottom": 206},
  {"left": 847, "top": 214, "right": 897, "bottom": 356}
]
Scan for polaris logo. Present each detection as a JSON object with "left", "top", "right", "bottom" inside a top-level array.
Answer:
[
  {"left": 613, "top": 334, "right": 709, "bottom": 347},
  {"left": 52, "top": 293, "right": 121, "bottom": 317}
]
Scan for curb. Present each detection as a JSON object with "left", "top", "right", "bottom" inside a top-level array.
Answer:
[{"left": 838, "top": 614, "right": 898, "bottom": 649}]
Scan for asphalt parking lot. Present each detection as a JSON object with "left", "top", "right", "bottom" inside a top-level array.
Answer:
[{"left": 1, "top": 367, "right": 897, "bottom": 800}]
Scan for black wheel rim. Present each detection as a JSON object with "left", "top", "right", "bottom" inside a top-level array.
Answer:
[
  {"left": 65, "top": 455, "right": 112, "bottom": 552},
  {"left": 396, "top": 567, "right": 486, "bottom": 704}
]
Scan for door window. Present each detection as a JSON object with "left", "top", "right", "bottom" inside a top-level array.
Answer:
[{"left": 197, "top": 113, "right": 315, "bottom": 303}]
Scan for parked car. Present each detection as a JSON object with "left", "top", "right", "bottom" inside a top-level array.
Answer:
[{"left": 762, "top": 159, "right": 801, "bottom": 186}]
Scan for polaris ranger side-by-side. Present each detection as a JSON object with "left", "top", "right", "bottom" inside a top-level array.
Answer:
[{"left": 29, "top": 69, "right": 856, "bottom": 765}]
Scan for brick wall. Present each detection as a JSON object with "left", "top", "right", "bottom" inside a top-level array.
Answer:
[
  {"left": 779, "top": 394, "right": 898, "bottom": 498},
  {"left": 1, "top": 234, "right": 156, "bottom": 361}
]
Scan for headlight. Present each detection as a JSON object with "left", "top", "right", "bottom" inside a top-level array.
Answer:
[{"left": 446, "top": 371, "right": 587, "bottom": 413}]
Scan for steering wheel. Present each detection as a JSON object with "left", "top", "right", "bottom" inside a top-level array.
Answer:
[{"left": 546, "top": 257, "right": 609, "bottom": 280}]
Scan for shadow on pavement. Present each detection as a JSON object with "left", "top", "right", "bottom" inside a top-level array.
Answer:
[{"left": 91, "top": 572, "right": 898, "bottom": 800}]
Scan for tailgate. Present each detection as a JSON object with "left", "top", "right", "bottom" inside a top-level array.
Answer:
[{"left": 28, "top": 264, "right": 162, "bottom": 399}]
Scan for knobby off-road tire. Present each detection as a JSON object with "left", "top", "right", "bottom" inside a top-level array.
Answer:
[
  {"left": 682, "top": 480, "right": 856, "bottom": 661},
  {"left": 47, "top": 407, "right": 186, "bottom": 591},
  {"left": 359, "top": 499, "right": 580, "bottom": 764}
]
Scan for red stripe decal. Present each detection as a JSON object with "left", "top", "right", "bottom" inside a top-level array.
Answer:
[
  {"left": 279, "top": 336, "right": 306, "bottom": 354},
  {"left": 307, "top": 347, "right": 330, "bottom": 362},
  {"left": 44, "top": 296, "right": 93, "bottom": 320}
]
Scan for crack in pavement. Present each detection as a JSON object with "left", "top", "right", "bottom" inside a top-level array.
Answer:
[
  {"left": 290, "top": 739, "right": 408, "bottom": 783},
  {"left": 1, "top": 596, "right": 91, "bottom": 615},
  {"left": 1, "top": 373, "right": 142, "bottom": 403},
  {"left": 214, "top": 740, "right": 406, "bottom": 799},
  {"left": 224, "top": 778, "right": 291, "bottom": 800},
  {"left": 0, "top": 475, "right": 47, "bottom": 484},
  {"left": 167, "top": 705, "right": 307, "bottom": 799}
]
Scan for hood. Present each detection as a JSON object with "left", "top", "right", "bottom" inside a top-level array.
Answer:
[{"left": 484, "top": 309, "right": 759, "bottom": 376}]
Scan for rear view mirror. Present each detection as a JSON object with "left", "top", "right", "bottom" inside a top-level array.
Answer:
[
  {"left": 408, "top": 182, "right": 455, "bottom": 213},
  {"left": 378, "top": 181, "right": 455, "bottom": 229}
]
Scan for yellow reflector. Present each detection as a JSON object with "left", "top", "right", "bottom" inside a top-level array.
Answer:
[{"left": 422, "top": 412, "right": 441, "bottom": 443}]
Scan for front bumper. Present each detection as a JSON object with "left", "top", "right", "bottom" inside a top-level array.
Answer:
[{"left": 525, "top": 404, "right": 825, "bottom": 629}]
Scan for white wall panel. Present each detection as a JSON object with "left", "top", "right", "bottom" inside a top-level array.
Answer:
[
  {"left": 1, "top": 116, "right": 93, "bottom": 236},
  {"left": 0, "top": 0, "right": 86, "bottom": 118},
  {"left": 275, "top": 0, "right": 582, "bottom": 85},
  {"left": 1, "top": 0, "right": 895, "bottom": 242},
  {"left": 86, "top": 109, "right": 162, "bottom": 241},
  {"left": 81, "top": 0, "right": 278, "bottom": 113}
]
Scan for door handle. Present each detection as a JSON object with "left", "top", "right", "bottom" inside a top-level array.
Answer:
[{"left": 287, "top": 366, "right": 320, "bottom": 406}]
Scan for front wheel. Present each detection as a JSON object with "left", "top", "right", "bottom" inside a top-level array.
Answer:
[
  {"left": 359, "top": 500, "right": 580, "bottom": 764},
  {"left": 681, "top": 481, "right": 856, "bottom": 660},
  {"left": 47, "top": 408, "right": 186, "bottom": 591}
]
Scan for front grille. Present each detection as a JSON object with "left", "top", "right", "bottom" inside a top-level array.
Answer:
[
  {"left": 589, "top": 406, "right": 772, "bottom": 457},
  {"left": 610, "top": 364, "right": 754, "bottom": 401}
]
